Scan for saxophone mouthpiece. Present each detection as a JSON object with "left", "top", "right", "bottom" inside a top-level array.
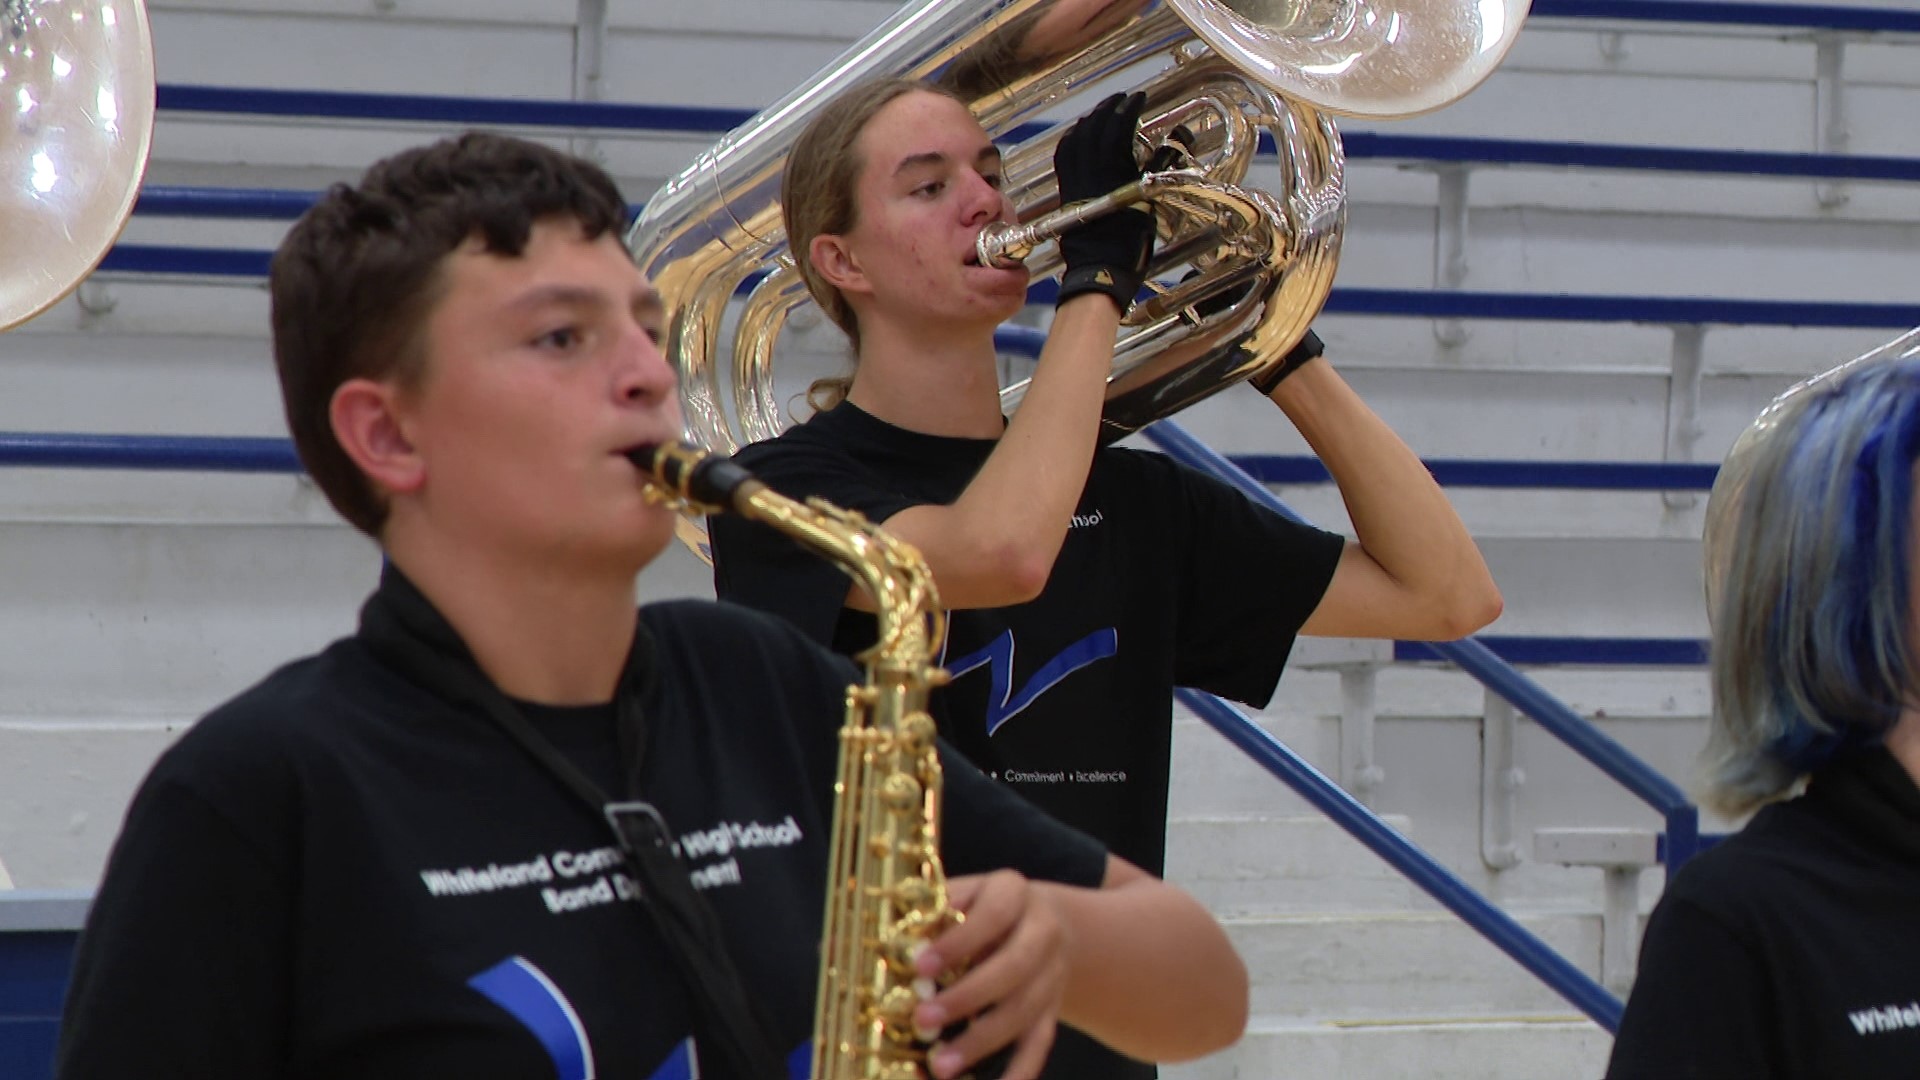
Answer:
[{"left": 628, "top": 442, "right": 762, "bottom": 510}]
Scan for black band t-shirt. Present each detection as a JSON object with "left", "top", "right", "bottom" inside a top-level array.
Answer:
[
  {"left": 1606, "top": 746, "right": 1920, "bottom": 1079},
  {"left": 712, "top": 401, "right": 1344, "bottom": 877},
  {"left": 710, "top": 402, "right": 1344, "bottom": 1080},
  {"left": 56, "top": 568, "right": 1108, "bottom": 1080}
]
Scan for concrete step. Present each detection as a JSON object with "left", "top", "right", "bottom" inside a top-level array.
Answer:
[
  {"left": 1171, "top": 360, "right": 1797, "bottom": 464},
  {"left": 0, "top": 719, "right": 189, "bottom": 890},
  {"left": 1164, "top": 814, "right": 1423, "bottom": 916},
  {"left": 0, "top": 522, "right": 377, "bottom": 719},
  {"left": 1168, "top": 712, "right": 1338, "bottom": 819},
  {"left": 0, "top": 517, "right": 715, "bottom": 890},
  {"left": 1224, "top": 909, "right": 1601, "bottom": 1021},
  {"left": 0, "top": 520, "right": 713, "bottom": 715},
  {"left": 1176, "top": 665, "right": 1713, "bottom": 746},
  {"left": 1164, "top": 1016, "right": 1612, "bottom": 1080}
]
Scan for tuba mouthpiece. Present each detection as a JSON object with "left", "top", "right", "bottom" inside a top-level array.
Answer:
[{"left": 974, "top": 222, "right": 1036, "bottom": 270}]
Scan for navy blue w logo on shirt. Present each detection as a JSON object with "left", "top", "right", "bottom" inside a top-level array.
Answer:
[{"left": 946, "top": 627, "right": 1119, "bottom": 736}]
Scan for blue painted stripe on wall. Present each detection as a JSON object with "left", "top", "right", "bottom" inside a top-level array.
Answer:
[
  {"left": 0, "top": 932, "right": 79, "bottom": 1080},
  {"left": 0, "top": 933, "right": 77, "bottom": 1015},
  {"left": 0, "top": 1019, "right": 59, "bottom": 1080}
]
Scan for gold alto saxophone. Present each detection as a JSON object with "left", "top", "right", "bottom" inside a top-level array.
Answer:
[{"left": 635, "top": 442, "right": 968, "bottom": 1080}]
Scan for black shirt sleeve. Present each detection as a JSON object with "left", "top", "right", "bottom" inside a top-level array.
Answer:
[
  {"left": 710, "top": 437, "right": 919, "bottom": 648},
  {"left": 1155, "top": 454, "right": 1346, "bottom": 706},
  {"left": 57, "top": 778, "right": 295, "bottom": 1080},
  {"left": 1604, "top": 893, "right": 1780, "bottom": 1080},
  {"left": 938, "top": 742, "right": 1108, "bottom": 889}
]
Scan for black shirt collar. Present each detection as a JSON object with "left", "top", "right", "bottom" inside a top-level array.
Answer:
[
  {"left": 1803, "top": 744, "right": 1920, "bottom": 864},
  {"left": 355, "top": 561, "right": 658, "bottom": 711},
  {"left": 804, "top": 399, "right": 1001, "bottom": 455}
]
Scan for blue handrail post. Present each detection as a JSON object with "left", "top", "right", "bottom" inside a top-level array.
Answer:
[{"left": 1662, "top": 805, "right": 1702, "bottom": 879}]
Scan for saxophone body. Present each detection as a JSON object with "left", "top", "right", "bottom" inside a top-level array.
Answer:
[{"left": 636, "top": 443, "right": 961, "bottom": 1080}]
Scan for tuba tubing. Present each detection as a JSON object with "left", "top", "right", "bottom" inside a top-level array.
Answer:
[{"left": 976, "top": 175, "right": 1159, "bottom": 269}]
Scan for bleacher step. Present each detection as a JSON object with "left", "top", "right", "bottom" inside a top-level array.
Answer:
[
  {"left": 1224, "top": 910, "right": 1601, "bottom": 1020},
  {"left": 0, "top": 719, "right": 191, "bottom": 890},
  {"left": 1164, "top": 813, "right": 1421, "bottom": 914},
  {"left": 1168, "top": 713, "right": 1338, "bottom": 817},
  {"left": 1163, "top": 1016, "right": 1611, "bottom": 1080}
]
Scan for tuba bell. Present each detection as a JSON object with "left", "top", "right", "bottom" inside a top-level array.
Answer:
[
  {"left": 626, "top": 0, "right": 1530, "bottom": 455},
  {"left": 0, "top": 0, "right": 157, "bottom": 331}
]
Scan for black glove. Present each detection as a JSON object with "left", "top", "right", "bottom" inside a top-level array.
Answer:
[
  {"left": 1248, "top": 328, "right": 1325, "bottom": 396},
  {"left": 1053, "top": 91, "right": 1155, "bottom": 313}
]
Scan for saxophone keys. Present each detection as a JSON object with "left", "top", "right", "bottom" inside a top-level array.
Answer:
[
  {"left": 876, "top": 983, "right": 921, "bottom": 1036},
  {"left": 881, "top": 773, "right": 923, "bottom": 812},
  {"left": 892, "top": 876, "right": 935, "bottom": 909},
  {"left": 898, "top": 711, "right": 937, "bottom": 747},
  {"left": 883, "top": 939, "right": 919, "bottom": 975}
]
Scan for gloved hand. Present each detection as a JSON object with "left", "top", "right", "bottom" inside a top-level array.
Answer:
[{"left": 1052, "top": 91, "right": 1156, "bottom": 313}]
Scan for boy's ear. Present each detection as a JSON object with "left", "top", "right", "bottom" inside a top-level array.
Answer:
[
  {"left": 329, "top": 378, "right": 426, "bottom": 498},
  {"left": 809, "top": 233, "right": 869, "bottom": 297}
]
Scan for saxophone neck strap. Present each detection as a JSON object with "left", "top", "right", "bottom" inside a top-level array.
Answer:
[{"left": 356, "top": 565, "right": 788, "bottom": 1080}]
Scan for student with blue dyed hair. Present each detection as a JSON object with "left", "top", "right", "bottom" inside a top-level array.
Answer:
[{"left": 1606, "top": 328, "right": 1920, "bottom": 1079}]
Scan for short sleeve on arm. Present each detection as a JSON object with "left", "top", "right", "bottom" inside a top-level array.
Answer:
[
  {"left": 938, "top": 743, "right": 1107, "bottom": 889},
  {"left": 57, "top": 779, "right": 294, "bottom": 1080},
  {"left": 1604, "top": 894, "right": 1778, "bottom": 1080},
  {"left": 709, "top": 435, "right": 922, "bottom": 648},
  {"left": 1157, "top": 457, "right": 1345, "bottom": 706}
]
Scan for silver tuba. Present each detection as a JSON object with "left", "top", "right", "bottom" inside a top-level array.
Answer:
[
  {"left": 1, "top": 0, "right": 157, "bottom": 331},
  {"left": 626, "top": 0, "right": 1530, "bottom": 454}
]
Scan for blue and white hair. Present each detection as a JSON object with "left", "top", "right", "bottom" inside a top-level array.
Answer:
[{"left": 1702, "top": 346, "right": 1920, "bottom": 815}]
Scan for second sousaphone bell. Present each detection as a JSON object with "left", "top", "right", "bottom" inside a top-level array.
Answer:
[{"left": 0, "top": 0, "right": 157, "bottom": 331}]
